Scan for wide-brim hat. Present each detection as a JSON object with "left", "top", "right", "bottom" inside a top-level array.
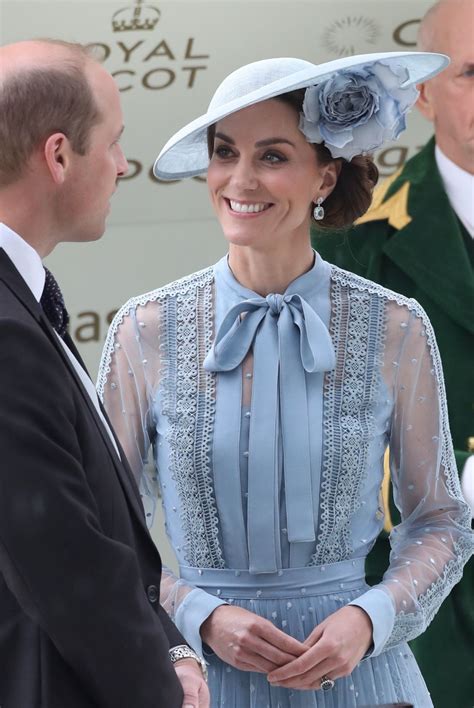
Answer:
[{"left": 154, "top": 51, "right": 447, "bottom": 180}]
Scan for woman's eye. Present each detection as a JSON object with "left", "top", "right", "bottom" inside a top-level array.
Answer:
[
  {"left": 263, "top": 151, "right": 286, "bottom": 163},
  {"left": 214, "top": 144, "right": 234, "bottom": 158}
]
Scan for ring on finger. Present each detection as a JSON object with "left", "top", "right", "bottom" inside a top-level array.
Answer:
[{"left": 320, "top": 674, "right": 335, "bottom": 691}]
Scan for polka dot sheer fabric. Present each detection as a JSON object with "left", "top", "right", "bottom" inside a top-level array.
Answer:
[{"left": 98, "top": 257, "right": 473, "bottom": 707}]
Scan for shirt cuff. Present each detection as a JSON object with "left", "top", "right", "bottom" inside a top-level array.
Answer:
[
  {"left": 173, "top": 587, "right": 226, "bottom": 658},
  {"left": 348, "top": 587, "right": 396, "bottom": 657}
]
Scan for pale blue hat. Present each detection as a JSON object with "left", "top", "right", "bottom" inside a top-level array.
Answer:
[{"left": 154, "top": 51, "right": 448, "bottom": 180}]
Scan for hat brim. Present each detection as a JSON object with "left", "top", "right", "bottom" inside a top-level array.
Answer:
[{"left": 154, "top": 51, "right": 448, "bottom": 180}]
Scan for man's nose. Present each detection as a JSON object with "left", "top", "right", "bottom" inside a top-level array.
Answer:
[{"left": 117, "top": 146, "right": 128, "bottom": 177}]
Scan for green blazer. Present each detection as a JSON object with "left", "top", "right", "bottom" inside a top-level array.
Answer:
[
  {"left": 313, "top": 137, "right": 473, "bottom": 470},
  {"left": 312, "top": 137, "right": 474, "bottom": 708}
]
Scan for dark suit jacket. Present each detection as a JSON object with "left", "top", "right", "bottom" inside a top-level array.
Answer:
[{"left": 0, "top": 248, "right": 184, "bottom": 708}]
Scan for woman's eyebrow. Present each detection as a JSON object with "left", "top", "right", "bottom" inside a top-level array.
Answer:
[
  {"left": 214, "top": 132, "right": 295, "bottom": 148},
  {"left": 255, "top": 137, "right": 295, "bottom": 148}
]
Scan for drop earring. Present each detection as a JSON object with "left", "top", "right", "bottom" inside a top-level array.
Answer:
[{"left": 313, "top": 196, "right": 325, "bottom": 221}]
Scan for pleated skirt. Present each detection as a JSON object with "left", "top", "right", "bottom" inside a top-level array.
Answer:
[{"left": 182, "top": 561, "right": 432, "bottom": 708}]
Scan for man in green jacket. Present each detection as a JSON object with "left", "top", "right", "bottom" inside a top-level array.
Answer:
[{"left": 312, "top": 2, "right": 473, "bottom": 706}]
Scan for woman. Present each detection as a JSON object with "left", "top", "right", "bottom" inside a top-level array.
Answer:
[{"left": 98, "top": 53, "right": 474, "bottom": 707}]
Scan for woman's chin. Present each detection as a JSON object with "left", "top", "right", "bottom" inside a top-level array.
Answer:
[{"left": 222, "top": 226, "right": 272, "bottom": 249}]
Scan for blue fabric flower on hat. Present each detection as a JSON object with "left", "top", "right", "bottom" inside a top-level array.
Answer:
[{"left": 299, "top": 60, "right": 419, "bottom": 161}]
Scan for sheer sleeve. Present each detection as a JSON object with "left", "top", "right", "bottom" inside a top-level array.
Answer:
[
  {"left": 350, "top": 299, "right": 474, "bottom": 655},
  {"left": 97, "top": 298, "right": 225, "bottom": 656}
]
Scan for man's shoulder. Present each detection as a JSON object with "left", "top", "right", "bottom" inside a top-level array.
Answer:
[
  {"left": 355, "top": 139, "right": 436, "bottom": 230},
  {"left": 0, "top": 276, "right": 34, "bottom": 322}
]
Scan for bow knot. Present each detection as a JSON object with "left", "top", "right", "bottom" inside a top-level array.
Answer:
[
  {"left": 204, "top": 290, "right": 335, "bottom": 574},
  {"left": 266, "top": 293, "right": 287, "bottom": 315}
]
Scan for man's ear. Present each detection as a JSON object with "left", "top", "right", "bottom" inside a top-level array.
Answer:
[
  {"left": 416, "top": 81, "right": 435, "bottom": 122},
  {"left": 43, "top": 133, "right": 71, "bottom": 185}
]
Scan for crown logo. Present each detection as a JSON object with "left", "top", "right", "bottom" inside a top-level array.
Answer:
[{"left": 112, "top": 0, "right": 160, "bottom": 32}]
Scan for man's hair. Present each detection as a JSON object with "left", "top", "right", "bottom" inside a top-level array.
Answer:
[{"left": 0, "top": 40, "right": 101, "bottom": 187}]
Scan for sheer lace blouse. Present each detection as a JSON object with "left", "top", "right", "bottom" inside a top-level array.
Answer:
[{"left": 98, "top": 254, "right": 474, "bottom": 656}]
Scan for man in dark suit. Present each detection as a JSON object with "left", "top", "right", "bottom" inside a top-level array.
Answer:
[
  {"left": 0, "top": 39, "right": 209, "bottom": 708},
  {"left": 312, "top": 2, "right": 473, "bottom": 706}
]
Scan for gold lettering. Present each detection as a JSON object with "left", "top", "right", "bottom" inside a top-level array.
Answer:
[
  {"left": 142, "top": 68, "right": 175, "bottom": 90},
  {"left": 112, "top": 69, "right": 135, "bottom": 92},
  {"left": 185, "top": 38, "right": 210, "bottom": 60},
  {"left": 393, "top": 19, "right": 420, "bottom": 47},
  {"left": 75, "top": 311, "right": 100, "bottom": 343},
  {"left": 117, "top": 40, "right": 145, "bottom": 63},
  {"left": 144, "top": 40, "right": 175, "bottom": 61},
  {"left": 85, "top": 42, "right": 110, "bottom": 63},
  {"left": 182, "top": 65, "right": 207, "bottom": 88},
  {"left": 377, "top": 146, "right": 409, "bottom": 176}
]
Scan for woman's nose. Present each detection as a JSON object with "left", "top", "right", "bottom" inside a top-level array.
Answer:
[{"left": 229, "top": 158, "right": 259, "bottom": 191}]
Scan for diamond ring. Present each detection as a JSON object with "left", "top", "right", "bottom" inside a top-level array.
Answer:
[{"left": 320, "top": 674, "right": 335, "bottom": 691}]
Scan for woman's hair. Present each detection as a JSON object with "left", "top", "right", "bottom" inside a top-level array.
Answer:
[{"left": 206, "top": 88, "right": 379, "bottom": 230}]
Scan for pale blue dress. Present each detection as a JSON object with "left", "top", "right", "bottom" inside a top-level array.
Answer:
[{"left": 98, "top": 254, "right": 474, "bottom": 708}]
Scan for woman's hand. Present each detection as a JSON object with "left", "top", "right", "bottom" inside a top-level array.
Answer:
[
  {"left": 267, "top": 605, "right": 373, "bottom": 690},
  {"left": 201, "top": 604, "right": 306, "bottom": 673}
]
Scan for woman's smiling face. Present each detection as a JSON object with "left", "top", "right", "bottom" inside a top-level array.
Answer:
[{"left": 207, "top": 98, "right": 335, "bottom": 251}]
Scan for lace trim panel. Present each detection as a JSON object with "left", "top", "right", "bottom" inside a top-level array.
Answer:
[
  {"left": 98, "top": 266, "right": 224, "bottom": 569},
  {"left": 311, "top": 273, "right": 385, "bottom": 565},
  {"left": 330, "top": 266, "right": 466, "bottom": 509},
  {"left": 329, "top": 266, "right": 473, "bottom": 646}
]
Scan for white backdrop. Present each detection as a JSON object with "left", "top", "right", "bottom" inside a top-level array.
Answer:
[
  {"left": 0, "top": 0, "right": 437, "bottom": 375},
  {"left": 1, "top": 0, "right": 437, "bottom": 563}
]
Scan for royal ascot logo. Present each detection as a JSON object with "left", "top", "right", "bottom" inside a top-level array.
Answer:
[
  {"left": 112, "top": 0, "right": 160, "bottom": 32},
  {"left": 86, "top": 1, "right": 210, "bottom": 93},
  {"left": 322, "top": 16, "right": 380, "bottom": 57},
  {"left": 84, "top": 0, "right": 211, "bottom": 184}
]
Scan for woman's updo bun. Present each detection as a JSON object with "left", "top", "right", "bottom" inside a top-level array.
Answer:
[
  {"left": 274, "top": 89, "right": 379, "bottom": 229},
  {"left": 315, "top": 151, "right": 379, "bottom": 229}
]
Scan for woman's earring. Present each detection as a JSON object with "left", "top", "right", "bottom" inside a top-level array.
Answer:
[{"left": 313, "top": 197, "right": 325, "bottom": 221}]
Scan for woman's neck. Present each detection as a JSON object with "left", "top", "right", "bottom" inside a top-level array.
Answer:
[{"left": 227, "top": 242, "right": 315, "bottom": 296}]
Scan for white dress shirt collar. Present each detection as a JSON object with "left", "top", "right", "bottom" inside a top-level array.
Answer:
[
  {"left": 0, "top": 222, "right": 45, "bottom": 300},
  {"left": 435, "top": 145, "right": 474, "bottom": 238}
]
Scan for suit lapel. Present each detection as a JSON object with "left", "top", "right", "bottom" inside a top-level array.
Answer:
[
  {"left": 0, "top": 249, "right": 150, "bottom": 534},
  {"left": 381, "top": 140, "right": 474, "bottom": 334}
]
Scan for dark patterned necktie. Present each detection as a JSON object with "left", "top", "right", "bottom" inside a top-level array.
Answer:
[{"left": 40, "top": 267, "right": 69, "bottom": 338}]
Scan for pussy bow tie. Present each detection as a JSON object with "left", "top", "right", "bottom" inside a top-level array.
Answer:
[{"left": 204, "top": 292, "right": 336, "bottom": 574}]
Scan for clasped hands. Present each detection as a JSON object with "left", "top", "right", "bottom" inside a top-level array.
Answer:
[{"left": 201, "top": 603, "right": 373, "bottom": 691}]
